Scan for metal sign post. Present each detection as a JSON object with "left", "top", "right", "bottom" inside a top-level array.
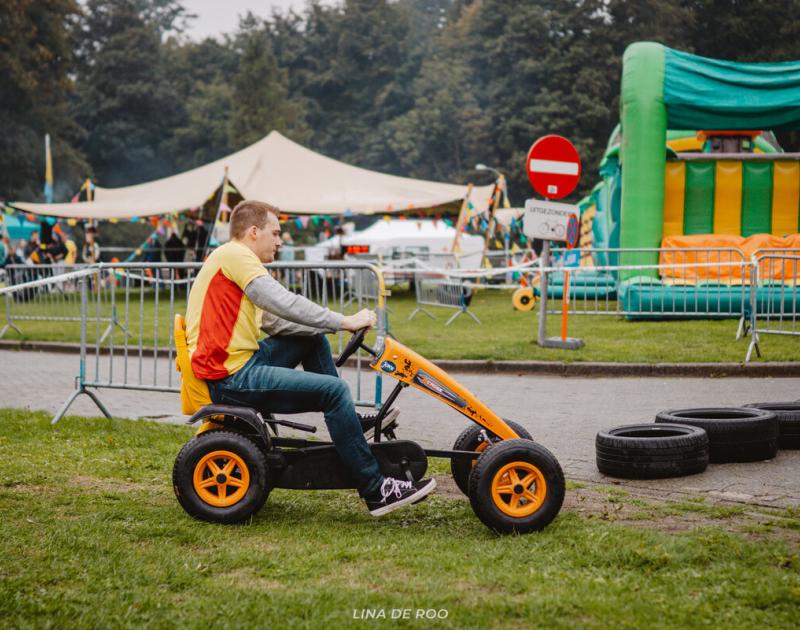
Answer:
[
  {"left": 523, "top": 133, "right": 584, "bottom": 350},
  {"left": 525, "top": 207, "right": 584, "bottom": 351}
]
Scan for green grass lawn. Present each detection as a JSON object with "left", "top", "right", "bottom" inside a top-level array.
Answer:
[
  {"left": 2, "top": 408, "right": 799, "bottom": 628},
  {"left": 4, "top": 286, "right": 798, "bottom": 362}
]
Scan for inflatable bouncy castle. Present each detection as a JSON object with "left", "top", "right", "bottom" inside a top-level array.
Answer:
[{"left": 580, "top": 42, "right": 800, "bottom": 317}]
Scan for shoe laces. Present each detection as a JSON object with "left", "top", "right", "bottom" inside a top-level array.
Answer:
[{"left": 380, "top": 477, "right": 413, "bottom": 500}]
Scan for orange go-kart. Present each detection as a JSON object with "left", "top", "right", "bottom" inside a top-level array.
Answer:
[{"left": 172, "top": 318, "right": 565, "bottom": 534}]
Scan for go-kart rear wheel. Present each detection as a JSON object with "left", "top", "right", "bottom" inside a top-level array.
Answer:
[
  {"left": 173, "top": 430, "right": 270, "bottom": 524},
  {"left": 450, "top": 420, "right": 532, "bottom": 496},
  {"left": 468, "top": 439, "right": 564, "bottom": 534}
]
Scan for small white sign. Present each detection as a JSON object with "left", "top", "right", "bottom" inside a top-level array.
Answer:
[{"left": 523, "top": 199, "right": 578, "bottom": 241}]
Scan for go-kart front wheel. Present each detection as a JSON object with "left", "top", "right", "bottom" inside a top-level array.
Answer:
[
  {"left": 468, "top": 439, "right": 564, "bottom": 534},
  {"left": 450, "top": 420, "right": 532, "bottom": 496},
  {"left": 173, "top": 431, "right": 270, "bottom": 524}
]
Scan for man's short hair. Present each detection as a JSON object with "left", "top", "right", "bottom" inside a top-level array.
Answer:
[{"left": 230, "top": 200, "right": 279, "bottom": 239}]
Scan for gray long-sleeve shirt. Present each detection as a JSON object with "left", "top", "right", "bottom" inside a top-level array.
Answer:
[{"left": 244, "top": 273, "right": 344, "bottom": 336}]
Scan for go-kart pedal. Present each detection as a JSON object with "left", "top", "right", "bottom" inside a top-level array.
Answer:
[{"left": 358, "top": 407, "right": 400, "bottom": 439}]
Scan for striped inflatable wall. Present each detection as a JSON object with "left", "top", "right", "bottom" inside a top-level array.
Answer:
[{"left": 663, "top": 160, "right": 800, "bottom": 238}]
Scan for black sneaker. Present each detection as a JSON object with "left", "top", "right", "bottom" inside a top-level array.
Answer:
[
  {"left": 365, "top": 477, "right": 437, "bottom": 517},
  {"left": 358, "top": 407, "right": 400, "bottom": 439}
]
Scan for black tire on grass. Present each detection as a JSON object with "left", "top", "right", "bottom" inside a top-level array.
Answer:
[
  {"left": 596, "top": 423, "right": 709, "bottom": 479},
  {"left": 655, "top": 407, "right": 778, "bottom": 463},
  {"left": 450, "top": 420, "right": 533, "bottom": 497},
  {"left": 468, "top": 439, "right": 565, "bottom": 534},
  {"left": 173, "top": 431, "right": 271, "bottom": 524},
  {"left": 743, "top": 402, "right": 800, "bottom": 450}
]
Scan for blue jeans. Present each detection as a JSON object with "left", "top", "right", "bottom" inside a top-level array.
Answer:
[{"left": 207, "top": 334, "right": 383, "bottom": 497}]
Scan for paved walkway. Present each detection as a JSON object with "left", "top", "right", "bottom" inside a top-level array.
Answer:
[{"left": 2, "top": 348, "right": 798, "bottom": 508}]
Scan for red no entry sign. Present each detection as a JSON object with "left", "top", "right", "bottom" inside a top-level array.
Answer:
[{"left": 526, "top": 135, "right": 581, "bottom": 200}]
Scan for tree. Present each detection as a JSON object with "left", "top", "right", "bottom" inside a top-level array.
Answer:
[
  {"left": 71, "top": 0, "right": 190, "bottom": 186},
  {"left": 683, "top": 0, "right": 800, "bottom": 151},
  {"left": 227, "top": 15, "right": 310, "bottom": 149},
  {"left": 160, "top": 37, "right": 238, "bottom": 169},
  {"left": 0, "top": 0, "right": 89, "bottom": 200},
  {"left": 389, "top": 57, "right": 492, "bottom": 182}
]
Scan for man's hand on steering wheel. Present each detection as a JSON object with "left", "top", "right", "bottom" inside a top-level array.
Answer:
[{"left": 341, "top": 308, "right": 377, "bottom": 332}]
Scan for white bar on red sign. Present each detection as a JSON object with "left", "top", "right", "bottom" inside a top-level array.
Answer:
[{"left": 529, "top": 159, "right": 580, "bottom": 176}]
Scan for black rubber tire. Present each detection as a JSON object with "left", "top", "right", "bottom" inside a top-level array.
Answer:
[
  {"left": 655, "top": 407, "right": 778, "bottom": 463},
  {"left": 468, "top": 439, "right": 565, "bottom": 535},
  {"left": 173, "top": 431, "right": 271, "bottom": 524},
  {"left": 743, "top": 402, "right": 800, "bottom": 450},
  {"left": 596, "top": 423, "right": 709, "bottom": 479},
  {"left": 450, "top": 420, "right": 533, "bottom": 497}
]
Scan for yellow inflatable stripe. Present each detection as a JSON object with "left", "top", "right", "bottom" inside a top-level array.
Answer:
[
  {"left": 771, "top": 161, "right": 799, "bottom": 235},
  {"left": 713, "top": 161, "right": 742, "bottom": 235},
  {"left": 663, "top": 161, "right": 685, "bottom": 237},
  {"left": 666, "top": 137, "right": 703, "bottom": 153}
]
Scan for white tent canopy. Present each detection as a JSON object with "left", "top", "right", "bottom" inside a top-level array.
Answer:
[{"left": 12, "top": 131, "right": 493, "bottom": 220}]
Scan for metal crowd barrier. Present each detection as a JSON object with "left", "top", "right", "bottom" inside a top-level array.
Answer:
[
  {"left": 541, "top": 248, "right": 750, "bottom": 328},
  {"left": 408, "top": 270, "right": 481, "bottom": 326},
  {"left": 0, "top": 263, "right": 128, "bottom": 342},
  {"left": 746, "top": 254, "right": 800, "bottom": 362},
  {"left": 0, "top": 261, "right": 388, "bottom": 423}
]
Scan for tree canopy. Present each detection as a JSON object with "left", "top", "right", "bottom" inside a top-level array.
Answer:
[{"left": 2, "top": 0, "right": 800, "bottom": 204}]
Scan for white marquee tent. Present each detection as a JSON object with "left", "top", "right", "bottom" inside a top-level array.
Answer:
[{"left": 12, "top": 131, "right": 494, "bottom": 220}]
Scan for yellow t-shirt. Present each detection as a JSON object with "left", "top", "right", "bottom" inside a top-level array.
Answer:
[{"left": 185, "top": 241, "right": 267, "bottom": 380}]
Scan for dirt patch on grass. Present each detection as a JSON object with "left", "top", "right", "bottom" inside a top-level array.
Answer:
[
  {"left": 2, "top": 476, "right": 152, "bottom": 495},
  {"left": 68, "top": 475, "right": 154, "bottom": 493},
  {"left": 1, "top": 482, "right": 52, "bottom": 494},
  {"left": 220, "top": 567, "right": 284, "bottom": 591},
  {"left": 432, "top": 474, "right": 800, "bottom": 545}
]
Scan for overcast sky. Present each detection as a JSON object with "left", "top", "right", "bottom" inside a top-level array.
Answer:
[{"left": 182, "top": 0, "right": 334, "bottom": 40}]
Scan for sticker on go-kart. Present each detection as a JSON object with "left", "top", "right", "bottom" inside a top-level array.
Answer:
[
  {"left": 412, "top": 369, "right": 467, "bottom": 408},
  {"left": 379, "top": 360, "right": 397, "bottom": 373}
]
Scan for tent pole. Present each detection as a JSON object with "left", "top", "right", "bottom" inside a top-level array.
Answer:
[
  {"left": 205, "top": 167, "right": 229, "bottom": 260},
  {"left": 451, "top": 183, "right": 473, "bottom": 254},
  {"left": 481, "top": 175, "right": 503, "bottom": 266}
]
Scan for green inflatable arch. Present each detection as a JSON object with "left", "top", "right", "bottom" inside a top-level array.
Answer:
[{"left": 620, "top": 42, "right": 800, "bottom": 277}]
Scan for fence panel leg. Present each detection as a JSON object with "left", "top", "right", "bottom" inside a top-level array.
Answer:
[
  {"left": 51, "top": 385, "right": 112, "bottom": 424},
  {"left": 445, "top": 309, "right": 463, "bottom": 326},
  {"left": 408, "top": 307, "right": 435, "bottom": 321}
]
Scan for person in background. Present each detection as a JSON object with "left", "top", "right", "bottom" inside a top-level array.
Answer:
[
  {"left": 82, "top": 226, "right": 100, "bottom": 264},
  {"left": 328, "top": 226, "right": 345, "bottom": 260},
  {"left": 24, "top": 230, "right": 40, "bottom": 261},
  {"left": 194, "top": 220, "right": 209, "bottom": 260},
  {"left": 46, "top": 232, "right": 67, "bottom": 263},
  {"left": 0, "top": 235, "right": 8, "bottom": 268},
  {"left": 164, "top": 229, "right": 186, "bottom": 278},
  {"left": 46, "top": 231, "right": 67, "bottom": 276},
  {"left": 278, "top": 231, "right": 295, "bottom": 261}
]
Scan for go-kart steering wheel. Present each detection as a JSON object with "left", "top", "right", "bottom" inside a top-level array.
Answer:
[{"left": 335, "top": 327, "right": 369, "bottom": 367}]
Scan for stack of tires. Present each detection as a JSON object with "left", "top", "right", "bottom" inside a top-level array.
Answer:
[{"left": 596, "top": 402, "right": 797, "bottom": 480}]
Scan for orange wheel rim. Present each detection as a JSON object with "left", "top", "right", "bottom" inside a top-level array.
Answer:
[
  {"left": 491, "top": 461, "right": 546, "bottom": 518},
  {"left": 193, "top": 450, "right": 250, "bottom": 508},
  {"left": 472, "top": 440, "right": 490, "bottom": 469}
]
